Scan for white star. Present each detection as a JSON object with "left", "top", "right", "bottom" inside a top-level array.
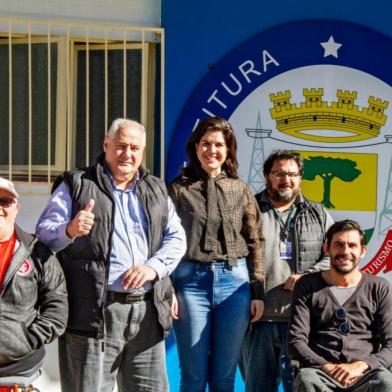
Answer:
[{"left": 320, "top": 36, "right": 342, "bottom": 58}]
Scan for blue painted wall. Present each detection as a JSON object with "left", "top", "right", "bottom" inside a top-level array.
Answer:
[
  {"left": 162, "top": 0, "right": 392, "bottom": 160},
  {"left": 161, "top": 1, "right": 392, "bottom": 389}
]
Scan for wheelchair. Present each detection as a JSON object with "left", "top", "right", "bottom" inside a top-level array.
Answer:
[{"left": 0, "top": 371, "right": 41, "bottom": 392}]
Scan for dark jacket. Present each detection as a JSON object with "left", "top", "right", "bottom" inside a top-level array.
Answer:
[
  {"left": 0, "top": 225, "right": 68, "bottom": 376},
  {"left": 288, "top": 272, "right": 392, "bottom": 370},
  {"left": 56, "top": 154, "right": 174, "bottom": 338},
  {"left": 256, "top": 190, "right": 333, "bottom": 321},
  {"left": 168, "top": 172, "right": 265, "bottom": 299}
]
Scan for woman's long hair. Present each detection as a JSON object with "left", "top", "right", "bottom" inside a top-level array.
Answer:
[{"left": 183, "top": 116, "right": 239, "bottom": 179}]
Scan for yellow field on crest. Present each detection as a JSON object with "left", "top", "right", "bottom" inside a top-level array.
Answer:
[{"left": 300, "top": 151, "right": 377, "bottom": 211}]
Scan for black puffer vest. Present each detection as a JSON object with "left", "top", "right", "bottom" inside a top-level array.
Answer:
[{"left": 55, "top": 155, "right": 172, "bottom": 338}]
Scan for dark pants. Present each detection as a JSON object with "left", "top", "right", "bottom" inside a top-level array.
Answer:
[
  {"left": 59, "top": 298, "right": 167, "bottom": 392},
  {"left": 240, "top": 321, "right": 294, "bottom": 392}
]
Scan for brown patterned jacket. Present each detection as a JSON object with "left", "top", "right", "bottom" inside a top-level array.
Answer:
[{"left": 168, "top": 172, "right": 265, "bottom": 299}]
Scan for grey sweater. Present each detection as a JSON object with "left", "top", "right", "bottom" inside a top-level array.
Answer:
[
  {"left": 256, "top": 190, "right": 333, "bottom": 321},
  {"left": 287, "top": 272, "right": 392, "bottom": 370}
]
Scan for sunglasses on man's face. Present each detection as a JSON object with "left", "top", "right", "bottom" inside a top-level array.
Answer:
[
  {"left": 335, "top": 307, "right": 350, "bottom": 335},
  {"left": 0, "top": 198, "right": 16, "bottom": 208}
]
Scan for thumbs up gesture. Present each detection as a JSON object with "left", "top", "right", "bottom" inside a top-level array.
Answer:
[{"left": 66, "top": 199, "right": 96, "bottom": 238}]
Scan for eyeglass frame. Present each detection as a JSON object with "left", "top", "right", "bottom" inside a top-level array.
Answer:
[
  {"left": 270, "top": 170, "right": 301, "bottom": 179},
  {"left": 335, "top": 307, "right": 351, "bottom": 335},
  {"left": 0, "top": 198, "right": 16, "bottom": 208}
]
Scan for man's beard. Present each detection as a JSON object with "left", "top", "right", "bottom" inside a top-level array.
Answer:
[
  {"left": 267, "top": 180, "right": 300, "bottom": 203},
  {"left": 331, "top": 255, "right": 359, "bottom": 275}
]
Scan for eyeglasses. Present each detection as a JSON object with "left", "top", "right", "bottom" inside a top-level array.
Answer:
[
  {"left": 335, "top": 308, "right": 350, "bottom": 335},
  {"left": 0, "top": 198, "right": 16, "bottom": 208},
  {"left": 270, "top": 170, "right": 301, "bottom": 179}
]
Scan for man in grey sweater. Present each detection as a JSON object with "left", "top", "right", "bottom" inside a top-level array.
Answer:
[
  {"left": 288, "top": 220, "right": 392, "bottom": 391},
  {"left": 240, "top": 150, "right": 333, "bottom": 392}
]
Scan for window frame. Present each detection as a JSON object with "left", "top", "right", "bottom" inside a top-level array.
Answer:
[
  {"left": 0, "top": 17, "right": 164, "bottom": 186},
  {"left": 71, "top": 41, "right": 155, "bottom": 170},
  {"left": 0, "top": 36, "right": 67, "bottom": 176}
]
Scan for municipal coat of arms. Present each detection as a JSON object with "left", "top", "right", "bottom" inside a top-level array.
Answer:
[{"left": 168, "top": 20, "right": 392, "bottom": 278}]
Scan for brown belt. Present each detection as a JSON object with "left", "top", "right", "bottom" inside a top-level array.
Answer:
[{"left": 107, "top": 290, "right": 153, "bottom": 304}]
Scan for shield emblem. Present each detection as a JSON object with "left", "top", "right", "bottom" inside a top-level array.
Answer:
[{"left": 167, "top": 20, "right": 392, "bottom": 278}]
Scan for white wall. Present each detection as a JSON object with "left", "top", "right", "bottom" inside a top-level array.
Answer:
[
  {"left": 15, "top": 187, "right": 51, "bottom": 245},
  {"left": 0, "top": 0, "right": 161, "bottom": 26}
]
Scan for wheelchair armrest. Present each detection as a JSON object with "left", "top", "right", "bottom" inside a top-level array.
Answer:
[{"left": 0, "top": 370, "right": 41, "bottom": 387}]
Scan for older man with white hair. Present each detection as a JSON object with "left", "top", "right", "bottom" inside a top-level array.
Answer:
[{"left": 36, "top": 118, "right": 186, "bottom": 392}]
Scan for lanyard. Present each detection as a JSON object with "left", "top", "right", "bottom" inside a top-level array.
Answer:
[{"left": 273, "top": 204, "right": 297, "bottom": 240}]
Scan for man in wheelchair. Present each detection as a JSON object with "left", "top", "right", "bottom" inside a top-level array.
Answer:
[
  {"left": 0, "top": 178, "right": 68, "bottom": 391},
  {"left": 287, "top": 220, "right": 392, "bottom": 391}
]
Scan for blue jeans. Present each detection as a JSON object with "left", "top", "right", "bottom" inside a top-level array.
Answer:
[
  {"left": 172, "top": 259, "right": 251, "bottom": 392},
  {"left": 240, "top": 322, "right": 294, "bottom": 392}
]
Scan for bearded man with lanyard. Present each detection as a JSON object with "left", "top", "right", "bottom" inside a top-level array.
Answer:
[{"left": 240, "top": 150, "right": 334, "bottom": 392}]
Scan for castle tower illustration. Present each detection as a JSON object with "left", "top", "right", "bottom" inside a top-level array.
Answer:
[{"left": 269, "top": 88, "right": 388, "bottom": 143}]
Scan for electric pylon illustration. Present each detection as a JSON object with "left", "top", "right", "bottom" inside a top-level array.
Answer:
[
  {"left": 246, "top": 113, "right": 272, "bottom": 193},
  {"left": 378, "top": 135, "right": 392, "bottom": 236}
]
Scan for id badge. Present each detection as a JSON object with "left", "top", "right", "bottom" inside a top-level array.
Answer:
[{"left": 280, "top": 241, "right": 292, "bottom": 260}]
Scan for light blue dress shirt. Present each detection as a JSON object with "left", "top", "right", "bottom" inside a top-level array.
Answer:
[{"left": 36, "top": 172, "right": 186, "bottom": 293}]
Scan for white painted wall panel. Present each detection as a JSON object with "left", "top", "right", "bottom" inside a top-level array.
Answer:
[{"left": 0, "top": 0, "right": 161, "bottom": 26}]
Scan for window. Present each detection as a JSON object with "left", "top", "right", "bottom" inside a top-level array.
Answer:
[
  {"left": 0, "top": 18, "right": 164, "bottom": 184},
  {"left": 0, "top": 38, "right": 63, "bottom": 175},
  {"left": 74, "top": 43, "right": 146, "bottom": 168}
]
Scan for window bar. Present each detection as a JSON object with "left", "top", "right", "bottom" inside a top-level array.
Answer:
[
  {"left": 47, "top": 24, "right": 52, "bottom": 185},
  {"left": 123, "top": 29, "right": 127, "bottom": 118},
  {"left": 141, "top": 29, "right": 147, "bottom": 129},
  {"left": 85, "top": 28, "right": 90, "bottom": 166},
  {"left": 28, "top": 22, "right": 32, "bottom": 187},
  {"left": 66, "top": 26, "right": 71, "bottom": 170},
  {"left": 104, "top": 28, "right": 108, "bottom": 136},
  {"left": 160, "top": 30, "right": 165, "bottom": 179},
  {"left": 8, "top": 21, "right": 12, "bottom": 179}
]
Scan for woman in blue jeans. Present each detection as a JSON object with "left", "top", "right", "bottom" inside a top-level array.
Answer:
[{"left": 168, "top": 116, "right": 265, "bottom": 392}]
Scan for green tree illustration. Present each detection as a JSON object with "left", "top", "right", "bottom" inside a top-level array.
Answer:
[{"left": 303, "top": 156, "right": 361, "bottom": 208}]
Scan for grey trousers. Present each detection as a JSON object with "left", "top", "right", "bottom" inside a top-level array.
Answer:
[
  {"left": 294, "top": 367, "right": 392, "bottom": 392},
  {"left": 59, "top": 298, "right": 168, "bottom": 392}
]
